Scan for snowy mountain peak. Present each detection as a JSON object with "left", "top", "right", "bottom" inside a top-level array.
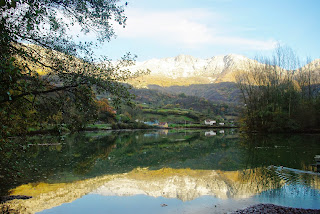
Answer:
[
  {"left": 174, "top": 54, "right": 197, "bottom": 62},
  {"left": 126, "top": 54, "right": 257, "bottom": 87}
]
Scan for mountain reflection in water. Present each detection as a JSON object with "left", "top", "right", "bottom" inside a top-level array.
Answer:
[{"left": 1, "top": 130, "right": 320, "bottom": 213}]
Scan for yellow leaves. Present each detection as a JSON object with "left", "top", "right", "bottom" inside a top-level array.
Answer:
[
  {"left": 51, "top": 112, "right": 63, "bottom": 123},
  {"left": 96, "top": 98, "right": 115, "bottom": 115},
  {"left": 292, "top": 80, "right": 302, "bottom": 91},
  {"left": 36, "top": 68, "right": 47, "bottom": 75}
]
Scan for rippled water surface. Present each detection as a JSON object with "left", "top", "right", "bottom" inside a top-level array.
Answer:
[{"left": 1, "top": 130, "right": 320, "bottom": 213}]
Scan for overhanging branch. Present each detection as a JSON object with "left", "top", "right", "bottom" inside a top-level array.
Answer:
[{"left": 1, "top": 84, "right": 79, "bottom": 103}]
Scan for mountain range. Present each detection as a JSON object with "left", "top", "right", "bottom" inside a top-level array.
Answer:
[
  {"left": 127, "top": 54, "right": 320, "bottom": 88},
  {"left": 127, "top": 54, "right": 258, "bottom": 88},
  {"left": 125, "top": 54, "right": 320, "bottom": 104}
]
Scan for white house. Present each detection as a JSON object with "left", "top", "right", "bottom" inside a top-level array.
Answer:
[
  {"left": 205, "top": 119, "right": 216, "bottom": 126},
  {"left": 205, "top": 131, "right": 216, "bottom": 136},
  {"left": 219, "top": 122, "right": 225, "bottom": 126}
]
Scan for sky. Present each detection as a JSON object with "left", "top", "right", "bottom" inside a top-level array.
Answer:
[{"left": 89, "top": 0, "right": 320, "bottom": 62}]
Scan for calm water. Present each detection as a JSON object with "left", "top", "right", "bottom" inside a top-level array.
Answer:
[{"left": 0, "top": 129, "right": 320, "bottom": 213}]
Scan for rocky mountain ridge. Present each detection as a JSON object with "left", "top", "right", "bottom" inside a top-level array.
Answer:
[
  {"left": 127, "top": 54, "right": 259, "bottom": 87},
  {"left": 127, "top": 54, "right": 320, "bottom": 88},
  {"left": 134, "top": 54, "right": 251, "bottom": 77}
]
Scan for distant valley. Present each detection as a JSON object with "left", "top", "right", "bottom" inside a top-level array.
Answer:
[
  {"left": 125, "top": 54, "right": 254, "bottom": 106},
  {"left": 147, "top": 82, "right": 240, "bottom": 104},
  {"left": 126, "top": 54, "right": 320, "bottom": 105}
]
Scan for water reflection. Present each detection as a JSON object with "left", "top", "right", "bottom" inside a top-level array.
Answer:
[
  {"left": 205, "top": 130, "right": 216, "bottom": 136},
  {"left": 2, "top": 167, "right": 320, "bottom": 213},
  {"left": 1, "top": 130, "right": 320, "bottom": 213},
  {"left": 92, "top": 168, "right": 282, "bottom": 201}
]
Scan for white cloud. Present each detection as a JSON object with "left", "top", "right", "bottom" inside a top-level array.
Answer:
[
  {"left": 213, "top": 37, "right": 277, "bottom": 50},
  {"left": 115, "top": 9, "right": 216, "bottom": 47},
  {"left": 115, "top": 8, "right": 276, "bottom": 51}
]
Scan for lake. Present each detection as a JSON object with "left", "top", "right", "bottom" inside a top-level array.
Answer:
[{"left": 1, "top": 129, "right": 320, "bottom": 213}]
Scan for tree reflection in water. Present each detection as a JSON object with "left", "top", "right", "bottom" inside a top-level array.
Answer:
[{"left": 1, "top": 130, "right": 320, "bottom": 213}]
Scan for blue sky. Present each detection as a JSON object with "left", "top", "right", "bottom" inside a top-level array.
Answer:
[{"left": 91, "top": 0, "right": 320, "bottom": 62}]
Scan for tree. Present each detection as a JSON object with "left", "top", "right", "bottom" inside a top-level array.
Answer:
[
  {"left": 97, "top": 98, "right": 116, "bottom": 123},
  {"left": 0, "top": 0, "right": 144, "bottom": 139},
  {"left": 235, "top": 45, "right": 320, "bottom": 132}
]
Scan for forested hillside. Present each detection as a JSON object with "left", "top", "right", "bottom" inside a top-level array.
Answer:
[
  {"left": 148, "top": 82, "right": 240, "bottom": 104},
  {"left": 131, "top": 88, "right": 238, "bottom": 116}
]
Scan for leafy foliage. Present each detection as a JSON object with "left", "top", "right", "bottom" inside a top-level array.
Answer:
[
  {"left": 131, "top": 88, "right": 239, "bottom": 117},
  {"left": 235, "top": 46, "right": 320, "bottom": 132},
  {"left": 96, "top": 98, "right": 116, "bottom": 123},
  {"left": 0, "top": 0, "right": 142, "bottom": 139},
  {"left": 148, "top": 82, "right": 241, "bottom": 104}
]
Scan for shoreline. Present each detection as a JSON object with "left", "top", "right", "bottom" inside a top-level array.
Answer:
[
  {"left": 175, "top": 198, "right": 320, "bottom": 214},
  {"left": 230, "top": 203, "right": 320, "bottom": 214}
]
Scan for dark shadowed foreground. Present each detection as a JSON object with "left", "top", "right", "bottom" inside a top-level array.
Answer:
[{"left": 231, "top": 204, "right": 320, "bottom": 214}]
